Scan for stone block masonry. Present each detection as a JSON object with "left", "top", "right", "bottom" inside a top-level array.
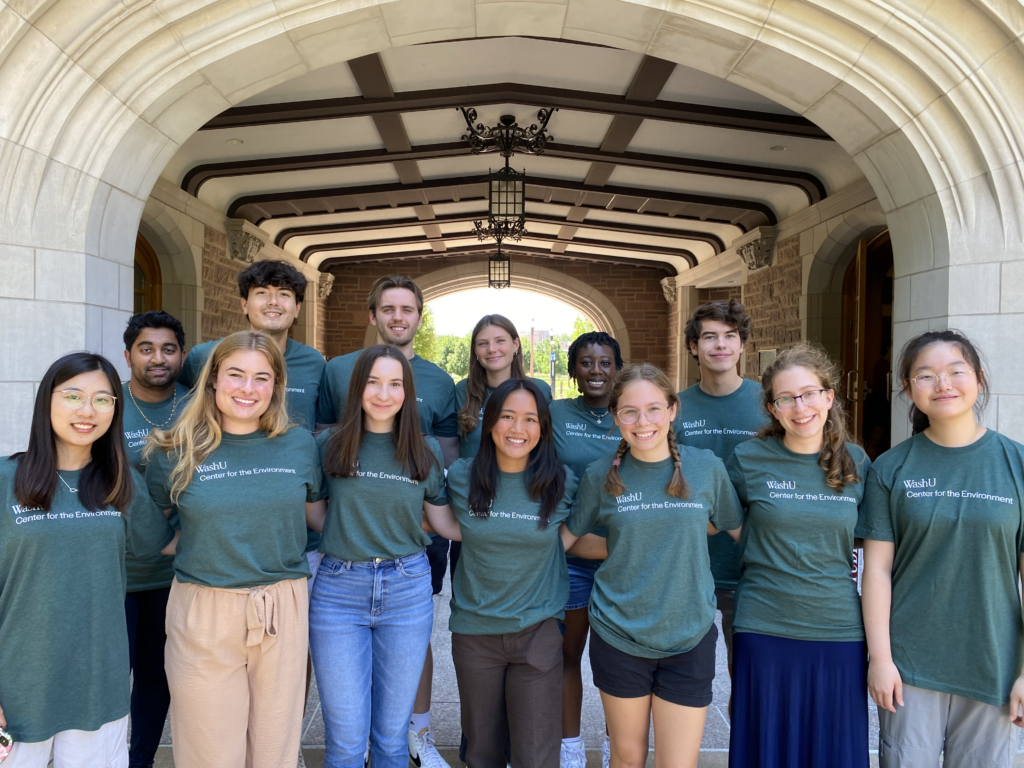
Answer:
[
  {"left": 201, "top": 229, "right": 250, "bottom": 343},
  {"left": 321, "top": 255, "right": 672, "bottom": 372},
  {"left": 741, "top": 235, "right": 802, "bottom": 378}
]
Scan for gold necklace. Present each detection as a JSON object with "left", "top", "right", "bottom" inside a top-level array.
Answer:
[{"left": 127, "top": 382, "right": 179, "bottom": 428}]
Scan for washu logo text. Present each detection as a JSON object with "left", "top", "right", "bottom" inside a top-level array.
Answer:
[
  {"left": 903, "top": 478, "right": 937, "bottom": 489},
  {"left": 195, "top": 461, "right": 228, "bottom": 474},
  {"left": 615, "top": 492, "right": 642, "bottom": 504},
  {"left": 766, "top": 480, "right": 797, "bottom": 490},
  {"left": 678, "top": 419, "right": 705, "bottom": 430}
]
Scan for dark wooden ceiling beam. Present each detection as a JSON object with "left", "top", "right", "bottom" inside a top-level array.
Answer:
[
  {"left": 199, "top": 82, "right": 832, "bottom": 140},
  {"left": 274, "top": 210, "right": 727, "bottom": 252},
  {"left": 185, "top": 141, "right": 823, "bottom": 203},
  {"left": 317, "top": 243, "right": 678, "bottom": 274},
  {"left": 229, "top": 173, "right": 775, "bottom": 230},
  {"left": 299, "top": 230, "right": 698, "bottom": 267}
]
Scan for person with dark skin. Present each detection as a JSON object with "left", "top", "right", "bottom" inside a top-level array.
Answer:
[
  {"left": 549, "top": 332, "right": 624, "bottom": 768},
  {"left": 121, "top": 311, "right": 189, "bottom": 768}
]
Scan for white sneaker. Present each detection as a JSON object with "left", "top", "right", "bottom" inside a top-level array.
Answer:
[
  {"left": 409, "top": 727, "right": 450, "bottom": 768},
  {"left": 601, "top": 733, "right": 611, "bottom": 768},
  {"left": 560, "top": 741, "right": 587, "bottom": 768}
]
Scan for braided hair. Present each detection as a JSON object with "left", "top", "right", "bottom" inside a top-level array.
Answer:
[{"left": 602, "top": 363, "right": 689, "bottom": 500}]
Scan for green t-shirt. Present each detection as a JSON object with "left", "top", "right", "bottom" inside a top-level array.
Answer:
[
  {"left": 455, "top": 377, "right": 553, "bottom": 458},
  {"left": 179, "top": 337, "right": 325, "bottom": 433},
  {"left": 445, "top": 458, "right": 577, "bottom": 635},
  {"left": 550, "top": 397, "right": 622, "bottom": 480},
  {"left": 567, "top": 449, "right": 743, "bottom": 658},
  {"left": 121, "top": 382, "right": 190, "bottom": 592},
  {"left": 316, "top": 431, "right": 447, "bottom": 561},
  {"left": 145, "top": 427, "right": 322, "bottom": 589},
  {"left": 673, "top": 379, "right": 769, "bottom": 591},
  {"left": 727, "top": 437, "right": 869, "bottom": 642},
  {"left": 0, "top": 460, "right": 174, "bottom": 743},
  {"left": 179, "top": 337, "right": 325, "bottom": 552},
  {"left": 855, "top": 430, "right": 1024, "bottom": 706},
  {"left": 317, "top": 350, "right": 458, "bottom": 437}
]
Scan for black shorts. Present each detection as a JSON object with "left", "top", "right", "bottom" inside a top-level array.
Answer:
[
  {"left": 589, "top": 623, "right": 717, "bottom": 708},
  {"left": 425, "top": 535, "right": 461, "bottom": 595}
]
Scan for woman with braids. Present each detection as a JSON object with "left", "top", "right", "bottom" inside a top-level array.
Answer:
[
  {"left": 859, "top": 330, "right": 1024, "bottom": 767},
  {"left": 456, "top": 314, "right": 552, "bottom": 459},
  {"left": 548, "top": 331, "right": 623, "bottom": 768},
  {"left": 0, "top": 353, "right": 172, "bottom": 767},
  {"left": 306, "top": 345, "right": 457, "bottom": 768},
  {"left": 562, "top": 363, "right": 742, "bottom": 768},
  {"left": 446, "top": 378, "right": 600, "bottom": 768},
  {"left": 725, "top": 344, "right": 870, "bottom": 768},
  {"left": 144, "top": 331, "right": 322, "bottom": 768}
]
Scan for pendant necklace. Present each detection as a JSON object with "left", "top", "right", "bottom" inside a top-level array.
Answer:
[
  {"left": 579, "top": 397, "right": 610, "bottom": 425},
  {"left": 127, "top": 382, "right": 179, "bottom": 429},
  {"left": 57, "top": 472, "right": 78, "bottom": 494}
]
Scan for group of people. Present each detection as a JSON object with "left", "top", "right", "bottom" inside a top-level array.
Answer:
[{"left": 0, "top": 259, "right": 1022, "bottom": 768}]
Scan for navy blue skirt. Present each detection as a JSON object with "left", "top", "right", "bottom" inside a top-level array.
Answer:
[{"left": 729, "top": 632, "right": 869, "bottom": 768}]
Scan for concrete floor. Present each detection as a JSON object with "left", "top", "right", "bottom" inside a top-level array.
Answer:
[{"left": 143, "top": 572, "right": 1024, "bottom": 766}]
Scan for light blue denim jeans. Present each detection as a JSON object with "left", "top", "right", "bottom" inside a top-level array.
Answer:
[{"left": 309, "top": 551, "right": 435, "bottom": 768}]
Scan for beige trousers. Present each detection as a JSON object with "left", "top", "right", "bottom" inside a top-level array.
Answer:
[{"left": 164, "top": 577, "right": 309, "bottom": 768}]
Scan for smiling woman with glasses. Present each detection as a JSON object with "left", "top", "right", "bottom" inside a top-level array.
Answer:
[
  {"left": 859, "top": 330, "right": 1024, "bottom": 768},
  {"left": 0, "top": 352, "right": 174, "bottom": 768},
  {"left": 561, "top": 363, "right": 743, "bottom": 768},
  {"left": 726, "top": 344, "right": 870, "bottom": 768}
]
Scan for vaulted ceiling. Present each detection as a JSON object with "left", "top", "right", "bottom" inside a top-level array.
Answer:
[{"left": 161, "top": 37, "right": 865, "bottom": 278}]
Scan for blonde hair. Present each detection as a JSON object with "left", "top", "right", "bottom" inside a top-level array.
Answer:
[
  {"left": 603, "top": 363, "right": 689, "bottom": 500},
  {"left": 144, "top": 330, "right": 292, "bottom": 503},
  {"left": 759, "top": 343, "right": 860, "bottom": 493}
]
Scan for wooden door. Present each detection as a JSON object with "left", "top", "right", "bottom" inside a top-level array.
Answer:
[{"left": 134, "top": 233, "right": 162, "bottom": 313}]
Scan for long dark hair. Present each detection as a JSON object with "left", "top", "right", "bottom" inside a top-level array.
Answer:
[
  {"left": 897, "top": 329, "right": 988, "bottom": 435},
  {"left": 322, "top": 345, "right": 438, "bottom": 481},
  {"left": 603, "top": 363, "right": 689, "bottom": 500},
  {"left": 12, "top": 352, "right": 133, "bottom": 512},
  {"left": 759, "top": 344, "right": 860, "bottom": 492},
  {"left": 459, "top": 314, "right": 526, "bottom": 437},
  {"left": 468, "top": 378, "right": 565, "bottom": 528}
]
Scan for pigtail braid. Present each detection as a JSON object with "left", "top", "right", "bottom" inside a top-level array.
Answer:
[
  {"left": 665, "top": 426, "right": 690, "bottom": 499},
  {"left": 602, "top": 439, "right": 630, "bottom": 497}
]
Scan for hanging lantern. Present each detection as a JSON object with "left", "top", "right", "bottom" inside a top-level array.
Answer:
[{"left": 488, "top": 246, "right": 511, "bottom": 289}]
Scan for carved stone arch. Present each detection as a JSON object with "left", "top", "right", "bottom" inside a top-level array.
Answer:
[
  {"left": 138, "top": 197, "right": 203, "bottom": 347},
  {"left": 362, "top": 262, "right": 631, "bottom": 362}
]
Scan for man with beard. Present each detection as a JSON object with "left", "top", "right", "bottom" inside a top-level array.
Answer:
[
  {"left": 316, "top": 274, "right": 459, "bottom": 768},
  {"left": 121, "top": 310, "right": 189, "bottom": 768}
]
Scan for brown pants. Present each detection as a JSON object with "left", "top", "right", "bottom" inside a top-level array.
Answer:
[
  {"left": 452, "top": 618, "right": 563, "bottom": 768},
  {"left": 164, "top": 577, "right": 309, "bottom": 768}
]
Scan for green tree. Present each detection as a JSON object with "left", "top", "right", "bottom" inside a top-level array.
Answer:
[
  {"left": 436, "top": 333, "right": 471, "bottom": 379},
  {"left": 571, "top": 314, "right": 595, "bottom": 340},
  {"left": 413, "top": 305, "right": 438, "bottom": 362}
]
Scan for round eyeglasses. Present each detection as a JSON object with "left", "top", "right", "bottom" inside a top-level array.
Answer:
[
  {"left": 54, "top": 390, "right": 117, "bottom": 413},
  {"left": 615, "top": 406, "right": 669, "bottom": 425},
  {"left": 909, "top": 369, "right": 975, "bottom": 389},
  {"left": 772, "top": 389, "right": 829, "bottom": 411}
]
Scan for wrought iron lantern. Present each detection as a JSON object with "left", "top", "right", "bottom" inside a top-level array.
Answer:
[
  {"left": 460, "top": 107, "right": 556, "bottom": 288},
  {"left": 488, "top": 246, "right": 511, "bottom": 289}
]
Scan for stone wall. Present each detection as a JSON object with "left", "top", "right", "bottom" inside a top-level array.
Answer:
[
  {"left": 200, "top": 229, "right": 249, "bottom": 343},
  {"left": 697, "top": 287, "right": 742, "bottom": 304},
  {"left": 321, "top": 255, "right": 672, "bottom": 370},
  {"left": 741, "top": 235, "right": 802, "bottom": 378}
]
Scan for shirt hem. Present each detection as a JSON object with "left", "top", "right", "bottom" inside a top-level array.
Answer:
[
  {"left": 590, "top": 618, "right": 712, "bottom": 660},
  {"left": 172, "top": 571, "right": 311, "bottom": 589},
  {"left": 11, "top": 706, "right": 129, "bottom": 746},
  {"left": 897, "top": 671, "right": 1008, "bottom": 708},
  {"left": 732, "top": 626, "right": 865, "bottom": 643}
]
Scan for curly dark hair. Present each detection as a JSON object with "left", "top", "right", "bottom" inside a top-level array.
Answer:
[
  {"left": 683, "top": 299, "right": 751, "bottom": 360},
  {"left": 237, "top": 260, "right": 307, "bottom": 303},
  {"left": 567, "top": 332, "right": 624, "bottom": 381}
]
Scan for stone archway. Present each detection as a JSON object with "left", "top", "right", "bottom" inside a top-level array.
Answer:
[{"left": 2, "top": 0, "right": 1024, "bottom": 452}]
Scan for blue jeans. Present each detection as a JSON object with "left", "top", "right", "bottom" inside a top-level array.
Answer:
[{"left": 310, "top": 551, "right": 435, "bottom": 768}]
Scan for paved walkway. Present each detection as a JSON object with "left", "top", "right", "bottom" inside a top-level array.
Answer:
[{"left": 147, "top": 571, "right": 1024, "bottom": 766}]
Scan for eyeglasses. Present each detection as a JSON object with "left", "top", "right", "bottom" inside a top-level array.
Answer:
[
  {"left": 772, "top": 389, "right": 829, "bottom": 411},
  {"left": 909, "top": 368, "right": 975, "bottom": 389},
  {"left": 54, "top": 390, "right": 117, "bottom": 413},
  {"left": 616, "top": 406, "right": 668, "bottom": 425}
]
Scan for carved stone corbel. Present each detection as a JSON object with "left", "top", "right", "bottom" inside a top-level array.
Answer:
[
  {"left": 659, "top": 276, "right": 677, "bottom": 305},
  {"left": 738, "top": 235, "right": 776, "bottom": 271},
  {"left": 318, "top": 272, "right": 335, "bottom": 301},
  {"left": 225, "top": 219, "right": 268, "bottom": 265}
]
